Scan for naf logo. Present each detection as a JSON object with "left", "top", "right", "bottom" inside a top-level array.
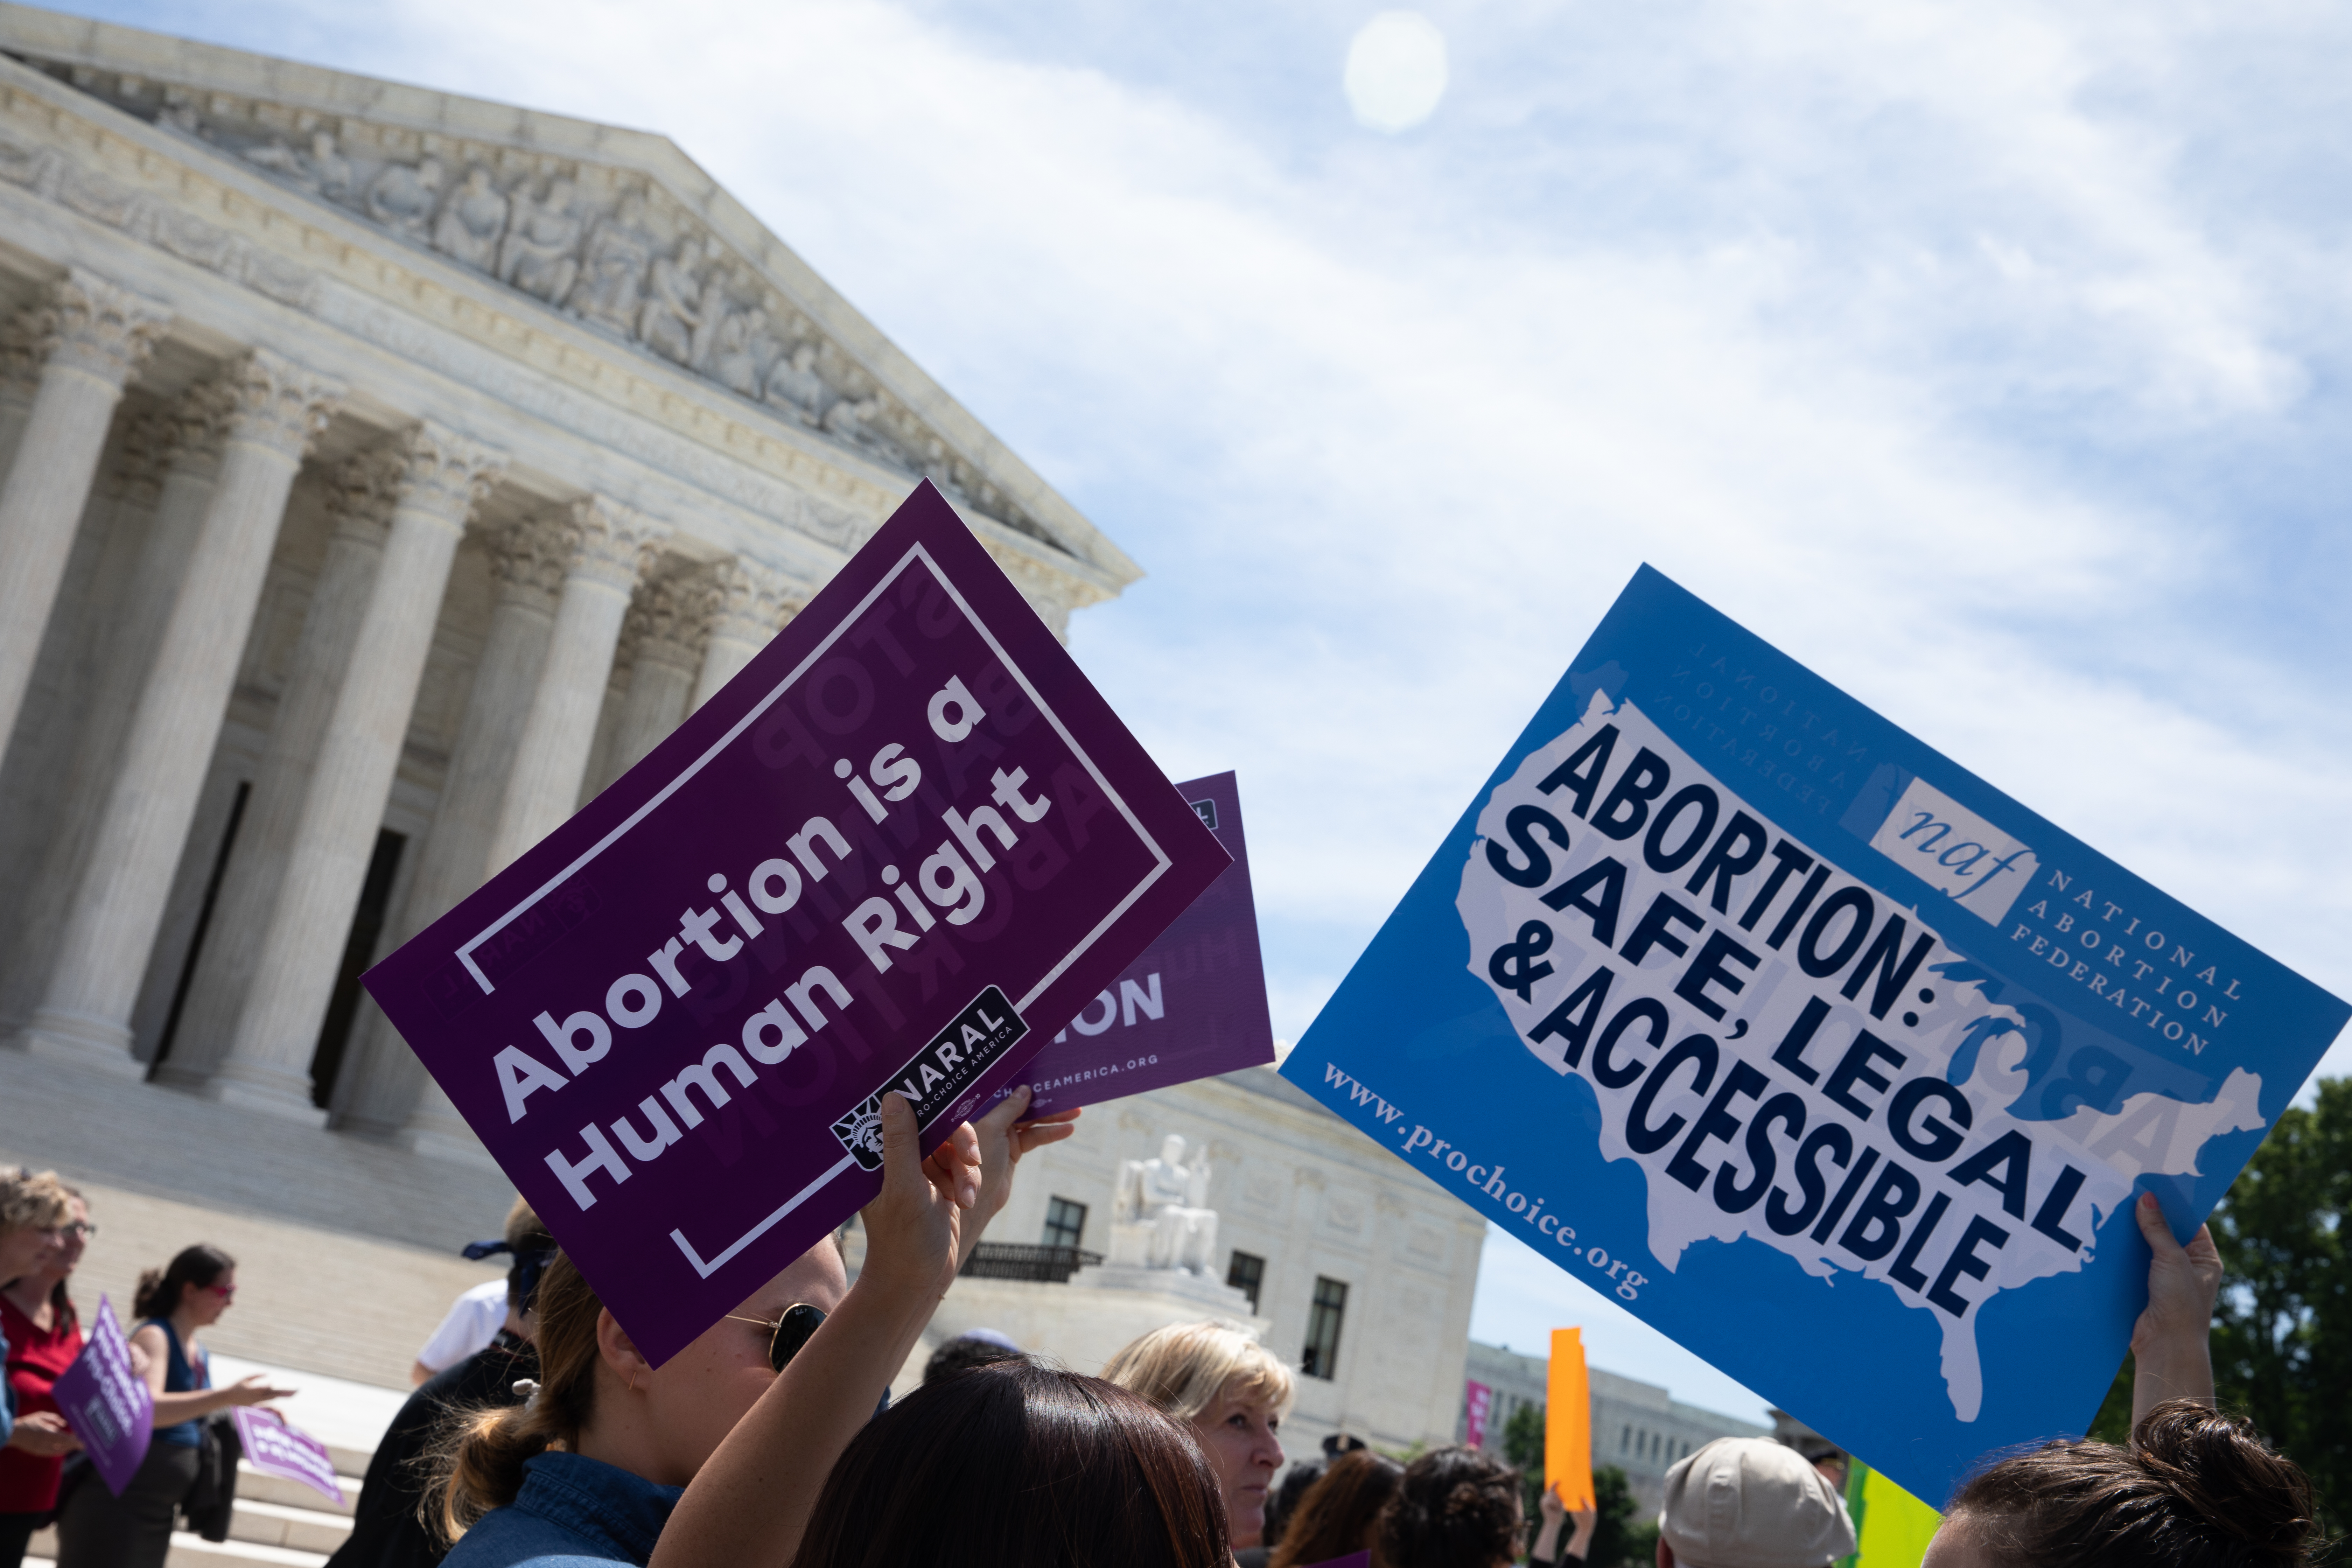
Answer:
[{"left": 832, "top": 986, "right": 1028, "bottom": 1170}]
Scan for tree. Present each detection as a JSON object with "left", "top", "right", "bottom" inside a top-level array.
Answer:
[
  {"left": 2086, "top": 1078, "right": 2348, "bottom": 1530},
  {"left": 1502, "top": 1400, "right": 1547, "bottom": 1535},
  {"left": 1587, "top": 1465, "right": 1651, "bottom": 1568}
]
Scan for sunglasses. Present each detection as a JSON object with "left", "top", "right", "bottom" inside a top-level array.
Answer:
[
  {"left": 723, "top": 1303, "right": 825, "bottom": 1373},
  {"left": 205, "top": 1283, "right": 235, "bottom": 1300},
  {"left": 61, "top": 1222, "right": 96, "bottom": 1241}
]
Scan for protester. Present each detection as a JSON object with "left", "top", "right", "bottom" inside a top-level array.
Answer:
[
  {"left": 1526, "top": 1486, "right": 1598, "bottom": 1567},
  {"left": 1921, "top": 1192, "right": 2319, "bottom": 1568},
  {"left": 330, "top": 1201, "right": 555, "bottom": 1568},
  {"left": 1653, "top": 1439, "right": 1855, "bottom": 1568},
  {"left": 1375, "top": 1446, "right": 1526, "bottom": 1568},
  {"left": 786, "top": 1359, "right": 1231, "bottom": 1567},
  {"left": 0, "top": 1171, "right": 73, "bottom": 1568},
  {"left": 1267, "top": 1449, "right": 1401, "bottom": 1568},
  {"left": 920, "top": 1328, "right": 1024, "bottom": 1387},
  {"left": 433, "top": 1084, "right": 1073, "bottom": 1567},
  {"left": 413, "top": 1276, "right": 512, "bottom": 1387},
  {"left": 51, "top": 1244, "right": 293, "bottom": 1568},
  {"left": 1102, "top": 1318, "right": 1294, "bottom": 1558},
  {"left": 1927, "top": 1400, "right": 2317, "bottom": 1568},
  {"left": 1248, "top": 1458, "right": 1324, "bottom": 1567}
]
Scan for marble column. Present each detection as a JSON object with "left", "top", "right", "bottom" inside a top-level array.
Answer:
[
  {"left": 18, "top": 350, "right": 343, "bottom": 1073},
  {"left": 0, "top": 315, "right": 43, "bottom": 477},
  {"left": 690, "top": 555, "right": 802, "bottom": 711},
  {"left": 154, "top": 450, "right": 402, "bottom": 1092},
  {"left": 598, "top": 567, "right": 707, "bottom": 789},
  {"left": 334, "top": 512, "right": 567, "bottom": 1146},
  {"left": 0, "top": 390, "right": 230, "bottom": 1037},
  {"left": 0, "top": 268, "right": 172, "bottom": 764},
  {"left": 205, "top": 422, "right": 506, "bottom": 1119},
  {"left": 485, "top": 498, "right": 668, "bottom": 872}
]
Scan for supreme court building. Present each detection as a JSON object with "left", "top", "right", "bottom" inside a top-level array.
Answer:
[
  {"left": 0, "top": 4, "right": 1136, "bottom": 1146},
  {"left": 0, "top": 10, "right": 1492, "bottom": 1475}
]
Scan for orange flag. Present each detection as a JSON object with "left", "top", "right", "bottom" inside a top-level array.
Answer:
[{"left": 1547, "top": 1328, "right": 1594, "bottom": 1510}]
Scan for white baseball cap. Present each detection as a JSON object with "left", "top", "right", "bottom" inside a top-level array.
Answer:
[{"left": 1658, "top": 1438, "right": 1858, "bottom": 1568}]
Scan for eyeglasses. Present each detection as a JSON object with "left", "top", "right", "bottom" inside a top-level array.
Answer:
[
  {"left": 61, "top": 1222, "right": 95, "bottom": 1241},
  {"left": 205, "top": 1283, "right": 235, "bottom": 1300},
  {"left": 722, "top": 1303, "right": 825, "bottom": 1373}
]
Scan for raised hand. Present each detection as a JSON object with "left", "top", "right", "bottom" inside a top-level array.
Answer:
[
  {"left": 860, "top": 1092, "right": 979, "bottom": 1303},
  {"left": 2129, "top": 1190, "right": 2220, "bottom": 1430},
  {"left": 965, "top": 1085, "right": 1082, "bottom": 1250}
]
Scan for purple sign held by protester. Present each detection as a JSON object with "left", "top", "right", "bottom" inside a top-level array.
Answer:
[
  {"left": 233, "top": 1408, "right": 343, "bottom": 1503},
  {"left": 364, "top": 482, "right": 1229, "bottom": 1365},
  {"left": 1014, "top": 771, "right": 1275, "bottom": 1112},
  {"left": 50, "top": 1295, "right": 152, "bottom": 1497}
]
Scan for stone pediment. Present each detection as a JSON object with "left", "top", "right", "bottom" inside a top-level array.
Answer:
[{"left": 0, "top": 2, "right": 1138, "bottom": 593}]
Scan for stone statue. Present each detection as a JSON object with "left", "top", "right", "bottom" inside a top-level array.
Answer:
[
  {"left": 366, "top": 156, "right": 444, "bottom": 239},
  {"left": 821, "top": 391, "right": 887, "bottom": 452},
  {"left": 246, "top": 131, "right": 353, "bottom": 199},
  {"left": 686, "top": 267, "right": 737, "bottom": 373},
  {"left": 639, "top": 234, "right": 707, "bottom": 365},
  {"left": 568, "top": 192, "right": 656, "bottom": 335},
  {"left": 763, "top": 341, "right": 827, "bottom": 424},
  {"left": 711, "top": 305, "right": 768, "bottom": 398},
  {"left": 1109, "top": 1134, "right": 1219, "bottom": 1275},
  {"left": 498, "top": 177, "right": 584, "bottom": 304},
  {"left": 433, "top": 167, "right": 510, "bottom": 271}
]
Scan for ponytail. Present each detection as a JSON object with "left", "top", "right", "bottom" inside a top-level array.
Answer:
[
  {"left": 429, "top": 1250, "right": 603, "bottom": 1543},
  {"left": 132, "top": 1245, "right": 234, "bottom": 1321}
]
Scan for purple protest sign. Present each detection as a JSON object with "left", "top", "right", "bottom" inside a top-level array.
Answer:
[
  {"left": 49, "top": 1295, "right": 152, "bottom": 1497},
  {"left": 233, "top": 1408, "right": 343, "bottom": 1503},
  {"left": 364, "top": 482, "right": 1228, "bottom": 1365},
  {"left": 1013, "top": 772, "right": 1275, "bottom": 1112}
]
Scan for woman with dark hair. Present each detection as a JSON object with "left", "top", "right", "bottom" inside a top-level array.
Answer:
[
  {"left": 51, "top": 1244, "right": 291, "bottom": 1568},
  {"left": 1924, "top": 1193, "right": 2321, "bottom": 1568},
  {"left": 1929, "top": 1400, "right": 2318, "bottom": 1568},
  {"left": 788, "top": 1359, "right": 1231, "bottom": 1568},
  {"left": 1268, "top": 1449, "right": 1401, "bottom": 1568},
  {"left": 1376, "top": 1446, "right": 1524, "bottom": 1568}
]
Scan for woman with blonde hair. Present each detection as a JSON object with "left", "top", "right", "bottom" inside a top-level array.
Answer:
[
  {"left": 1103, "top": 1319, "right": 1295, "bottom": 1557},
  {"left": 1, "top": 1180, "right": 91, "bottom": 1568}
]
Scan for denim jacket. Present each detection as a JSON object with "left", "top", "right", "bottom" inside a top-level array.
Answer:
[{"left": 442, "top": 1451, "right": 683, "bottom": 1568}]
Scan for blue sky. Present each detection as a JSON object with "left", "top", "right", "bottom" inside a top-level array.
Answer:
[{"left": 61, "top": 0, "right": 2352, "bottom": 1425}]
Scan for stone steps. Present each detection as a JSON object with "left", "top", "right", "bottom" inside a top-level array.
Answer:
[
  {"left": 24, "top": 1353, "right": 393, "bottom": 1568},
  {"left": 26, "top": 1455, "right": 364, "bottom": 1568}
]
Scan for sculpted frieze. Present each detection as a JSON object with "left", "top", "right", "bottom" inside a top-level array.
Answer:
[{"left": 1, "top": 61, "right": 1102, "bottom": 589}]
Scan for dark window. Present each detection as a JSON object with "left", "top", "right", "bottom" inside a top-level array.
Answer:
[
  {"left": 1302, "top": 1276, "right": 1347, "bottom": 1380},
  {"left": 1226, "top": 1250, "right": 1266, "bottom": 1312},
  {"left": 1042, "top": 1196, "right": 1087, "bottom": 1251},
  {"left": 1621, "top": 1423, "right": 1631, "bottom": 1454}
]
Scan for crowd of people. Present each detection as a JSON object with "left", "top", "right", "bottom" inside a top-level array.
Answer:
[{"left": 0, "top": 1094, "right": 2331, "bottom": 1568}]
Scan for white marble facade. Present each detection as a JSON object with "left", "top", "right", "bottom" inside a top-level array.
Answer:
[
  {"left": 963, "top": 1068, "right": 1492, "bottom": 1458},
  {"left": 0, "top": 5, "right": 1136, "bottom": 1147}
]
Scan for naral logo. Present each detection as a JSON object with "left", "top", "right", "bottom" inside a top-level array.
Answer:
[{"left": 832, "top": 985, "right": 1028, "bottom": 1171}]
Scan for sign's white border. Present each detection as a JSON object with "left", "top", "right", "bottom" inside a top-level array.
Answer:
[{"left": 444, "top": 543, "right": 1176, "bottom": 1280}]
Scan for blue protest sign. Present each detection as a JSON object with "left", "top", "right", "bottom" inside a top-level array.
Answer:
[{"left": 1282, "top": 565, "right": 2348, "bottom": 1505}]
